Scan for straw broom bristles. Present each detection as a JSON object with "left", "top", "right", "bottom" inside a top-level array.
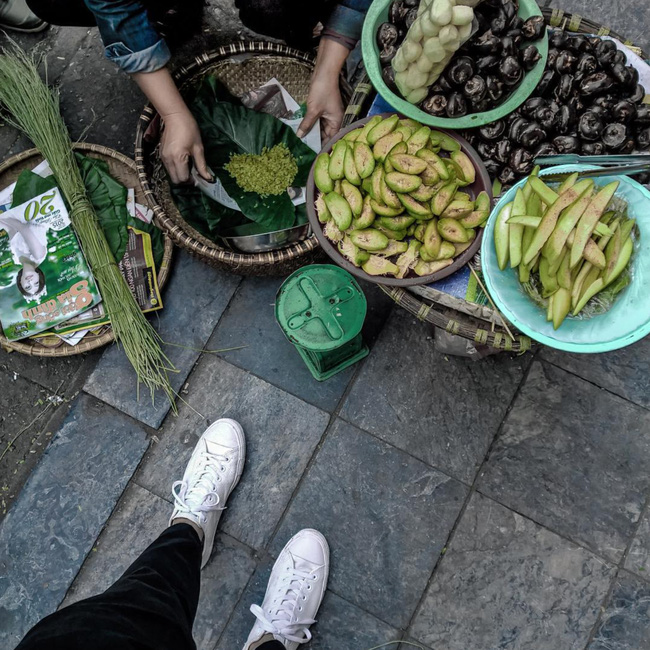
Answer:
[{"left": 0, "top": 44, "right": 176, "bottom": 406}]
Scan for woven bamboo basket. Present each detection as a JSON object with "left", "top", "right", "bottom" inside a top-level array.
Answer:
[
  {"left": 135, "top": 41, "right": 352, "bottom": 276},
  {"left": 347, "top": 7, "right": 648, "bottom": 352},
  {"left": 0, "top": 143, "right": 174, "bottom": 357}
]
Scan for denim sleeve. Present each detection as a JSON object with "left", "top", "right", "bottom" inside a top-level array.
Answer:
[
  {"left": 83, "top": 0, "right": 171, "bottom": 74},
  {"left": 324, "top": 0, "right": 373, "bottom": 44}
]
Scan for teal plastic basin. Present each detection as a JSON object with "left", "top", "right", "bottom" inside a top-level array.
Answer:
[
  {"left": 481, "top": 165, "right": 650, "bottom": 353},
  {"left": 362, "top": 0, "right": 549, "bottom": 129}
]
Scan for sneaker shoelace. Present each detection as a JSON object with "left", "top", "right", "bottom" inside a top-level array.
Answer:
[
  {"left": 250, "top": 561, "right": 319, "bottom": 645},
  {"left": 172, "top": 449, "right": 230, "bottom": 524}
]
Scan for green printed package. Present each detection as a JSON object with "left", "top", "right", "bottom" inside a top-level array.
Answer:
[{"left": 0, "top": 187, "right": 101, "bottom": 340}]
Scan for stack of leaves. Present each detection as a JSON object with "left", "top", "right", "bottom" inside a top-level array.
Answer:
[
  {"left": 171, "top": 77, "right": 316, "bottom": 239},
  {"left": 0, "top": 45, "right": 174, "bottom": 404}
]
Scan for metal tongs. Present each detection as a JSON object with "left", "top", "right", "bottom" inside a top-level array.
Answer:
[{"left": 533, "top": 154, "right": 650, "bottom": 181}]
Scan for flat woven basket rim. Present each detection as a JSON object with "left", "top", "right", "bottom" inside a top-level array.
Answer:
[
  {"left": 0, "top": 143, "right": 174, "bottom": 357},
  {"left": 135, "top": 41, "right": 352, "bottom": 268}
]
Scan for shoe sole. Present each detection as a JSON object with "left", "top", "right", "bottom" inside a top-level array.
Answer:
[
  {"left": 200, "top": 419, "right": 246, "bottom": 568},
  {"left": 0, "top": 21, "right": 49, "bottom": 33}
]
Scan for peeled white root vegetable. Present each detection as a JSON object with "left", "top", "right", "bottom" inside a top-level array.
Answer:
[{"left": 391, "top": 0, "right": 474, "bottom": 105}]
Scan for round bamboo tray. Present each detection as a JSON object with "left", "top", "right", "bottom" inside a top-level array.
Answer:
[
  {"left": 135, "top": 41, "right": 352, "bottom": 276},
  {"left": 352, "top": 7, "right": 648, "bottom": 352},
  {"left": 0, "top": 143, "right": 174, "bottom": 357}
]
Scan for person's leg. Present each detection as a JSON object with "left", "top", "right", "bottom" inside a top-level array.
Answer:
[
  {"left": 234, "top": 0, "right": 337, "bottom": 50},
  {"left": 25, "top": 0, "right": 95, "bottom": 27},
  {"left": 16, "top": 419, "right": 247, "bottom": 650},
  {"left": 243, "top": 529, "right": 330, "bottom": 650},
  {"left": 17, "top": 523, "right": 202, "bottom": 650}
]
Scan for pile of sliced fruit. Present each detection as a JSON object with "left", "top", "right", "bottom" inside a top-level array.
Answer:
[
  {"left": 493, "top": 170, "right": 638, "bottom": 329},
  {"left": 313, "top": 114, "right": 490, "bottom": 279}
]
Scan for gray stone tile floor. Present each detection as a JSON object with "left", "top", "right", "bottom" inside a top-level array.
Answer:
[{"left": 1, "top": 1, "right": 650, "bottom": 648}]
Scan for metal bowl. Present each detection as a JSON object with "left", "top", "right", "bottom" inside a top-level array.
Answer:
[
  {"left": 218, "top": 222, "right": 312, "bottom": 253},
  {"left": 306, "top": 113, "right": 492, "bottom": 287}
]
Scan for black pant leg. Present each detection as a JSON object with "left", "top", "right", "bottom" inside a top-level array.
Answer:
[
  {"left": 26, "top": 0, "right": 96, "bottom": 27},
  {"left": 235, "top": 0, "right": 337, "bottom": 50},
  {"left": 17, "top": 524, "right": 202, "bottom": 650},
  {"left": 258, "top": 642, "right": 286, "bottom": 650}
]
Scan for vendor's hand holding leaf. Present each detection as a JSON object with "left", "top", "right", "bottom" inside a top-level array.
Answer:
[{"left": 160, "top": 111, "right": 212, "bottom": 184}]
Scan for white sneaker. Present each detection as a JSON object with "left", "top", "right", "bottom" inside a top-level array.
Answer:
[
  {"left": 244, "top": 529, "right": 329, "bottom": 650},
  {"left": 170, "top": 418, "right": 245, "bottom": 568}
]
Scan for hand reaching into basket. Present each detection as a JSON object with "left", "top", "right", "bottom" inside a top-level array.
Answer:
[{"left": 297, "top": 37, "right": 349, "bottom": 144}]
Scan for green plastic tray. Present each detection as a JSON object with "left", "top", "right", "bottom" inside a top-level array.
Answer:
[
  {"left": 481, "top": 165, "right": 650, "bottom": 353},
  {"left": 361, "top": 0, "right": 549, "bottom": 129}
]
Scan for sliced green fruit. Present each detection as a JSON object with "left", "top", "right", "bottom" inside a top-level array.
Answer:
[
  {"left": 354, "top": 142, "right": 375, "bottom": 179},
  {"left": 370, "top": 165, "right": 384, "bottom": 201},
  {"left": 378, "top": 215, "right": 416, "bottom": 231},
  {"left": 328, "top": 141, "right": 347, "bottom": 181},
  {"left": 380, "top": 177, "right": 402, "bottom": 209},
  {"left": 431, "top": 181, "right": 458, "bottom": 216},
  {"left": 494, "top": 202, "right": 512, "bottom": 270},
  {"left": 373, "top": 131, "right": 404, "bottom": 162},
  {"left": 361, "top": 178, "right": 373, "bottom": 196},
  {"left": 460, "top": 210, "right": 488, "bottom": 229},
  {"left": 398, "top": 193, "right": 431, "bottom": 218},
  {"left": 509, "top": 188, "right": 527, "bottom": 268},
  {"left": 343, "top": 145, "right": 361, "bottom": 186},
  {"left": 414, "top": 259, "right": 453, "bottom": 276},
  {"left": 358, "top": 115, "right": 382, "bottom": 144},
  {"left": 437, "top": 241, "right": 456, "bottom": 260},
  {"left": 558, "top": 172, "right": 579, "bottom": 194},
  {"left": 315, "top": 194, "right": 331, "bottom": 224},
  {"left": 395, "top": 239, "right": 421, "bottom": 278},
  {"left": 543, "top": 189, "right": 592, "bottom": 264},
  {"left": 367, "top": 114, "right": 399, "bottom": 146},
  {"left": 324, "top": 191, "right": 352, "bottom": 230},
  {"left": 362, "top": 255, "right": 399, "bottom": 276},
  {"left": 604, "top": 236, "right": 633, "bottom": 286},
  {"left": 450, "top": 151, "right": 476, "bottom": 185},
  {"left": 441, "top": 199, "right": 473, "bottom": 220},
  {"left": 314, "top": 153, "right": 334, "bottom": 194},
  {"left": 394, "top": 125, "right": 414, "bottom": 142},
  {"left": 572, "top": 278, "right": 604, "bottom": 315},
  {"left": 375, "top": 240, "right": 409, "bottom": 256},
  {"left": 350, "top": 228, "right": 389, "bottom": 251},
  {"left": 324, "top": 219, "right": 344, "bottom": 243},
  {"left": 570, "top": 181, "right": 619, "bottom": 268},
  {"left": 557, "top": 251, "right": 573, "bottom": 290},
  {"left": 454, "top": 229, "right": 476, "bottom": 256},
  {"left": 406, "top": 126, "right": 432, "bottom": 155},
  {"left": 341, "top": 180, "right": 363, "bottom": 217},
  {"left": 375, "top": 225, "right": 407, "bottom": 240},
  {"left": 399, "top": 118, "right": 421, "bottom": 130},
  {"left": 389, "top": 153, "right": 428, "bottom": 175},
  {"left": 539, "top": 256, "right": 559, "bottom": 297},
  {"left": 352, "top": 195, "right": 375, "bottom": 230},
  {"left": 522, "top": 179, "right": 593, "bottom": 265},
  {"left": 343, "top": 128, "right": 362, "bottom": 142},
  {"left": 410, "top": 184, "right": 436, "bottom": 202},
  {"left": 429, "top": 130, "right": 461, "bottom": 152},
  {"left": 420, "top": 164, "right": 440, "bottom": 186},
  {"left": 385, "top": 172, "right": 422, "bottom": 194},
  {"left": 369, "top": 198, "right": 404, "bottom": 217},
  {"left": 438, "top": 218, "right": 469, "bottom": 243},
  {"left": 529, "top": 176, "right": 559, "bottom": 206},
  {"left": 423, "top": 218, "right": 442, "bottom": 258},
  {"left": 416, "top": 148, "right": 449, "bottom": 180},
  {"left": 414, "top": 223, "right": 426, "bottom": 242},
  {"left": 507, "top": 215, "right": 542, "bottom": 227},
  {"left": 552, "top": 287, "right": 572, "bottom": 329},
  {"left": 338, "top": 236, "right": 368, "bottom": 267}
]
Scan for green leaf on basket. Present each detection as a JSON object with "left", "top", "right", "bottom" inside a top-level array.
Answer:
[
  {"left": 11, "top": 170, "right": 58, "bottom": 207},
  {"left": 185, "top": 76, "right": 317, "bottom": 231}
]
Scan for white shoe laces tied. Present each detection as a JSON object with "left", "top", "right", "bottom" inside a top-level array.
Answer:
[
  {"left": 250, "top": 563, "right": 319, "bottom": 645},
  {"left": 172, "top": 449, "right": 230, "bottom": 524}
]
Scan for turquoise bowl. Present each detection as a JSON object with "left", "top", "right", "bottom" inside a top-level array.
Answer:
[{"left": 481, "top": 165, "right": 650, "bottom": 353}]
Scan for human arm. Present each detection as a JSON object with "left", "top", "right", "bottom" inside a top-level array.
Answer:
[
  {"left": 297, "top": 0, "right": 373, "bottom": 142},
  {"left": 82, "top": 0, "right": 210, "bottom": 183}
]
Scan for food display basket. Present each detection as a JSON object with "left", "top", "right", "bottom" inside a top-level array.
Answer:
[
  {"left": 349, "top": 7, "right": 648, "bottom": 352},
  {"left": 0, "top": 144, "right": 174, "bottom": 357},
  {"left": 135, "top": 42, "right": 352, "bottom": 276}
]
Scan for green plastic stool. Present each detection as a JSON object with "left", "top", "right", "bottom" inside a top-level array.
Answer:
[{"left": 275, "top": 264, "right": 369, "bottom": 381}]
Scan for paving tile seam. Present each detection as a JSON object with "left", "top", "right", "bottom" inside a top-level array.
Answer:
[
  {"left": 48, "top": 27, "right": 95, "bottom": 85},
  {"left": 336, "top": 412, "right": 470, "bottom": 487},
  {"left": 580, "top": 492, "right": 650, "bottom": 648},
  {"left": 403, "top": 351, "right": 541, "bottom": 641},
  {"left": 540, "top": 356, "right": 650, "bottom": 414},
  {"left": 262, "top": 351, "right": 373, "bottom": 555}
]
